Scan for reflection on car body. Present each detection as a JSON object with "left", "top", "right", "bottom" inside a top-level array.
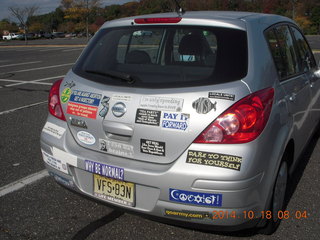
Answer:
[{"left": 40, "top": 10, "right": 320, "bottom": 234}]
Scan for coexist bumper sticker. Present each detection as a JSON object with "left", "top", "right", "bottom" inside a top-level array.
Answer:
[{"left": 169, "top": 188, "right": 222, "bottom": 207}]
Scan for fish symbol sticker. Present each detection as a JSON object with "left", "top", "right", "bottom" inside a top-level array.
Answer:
[{"left": 192, "top": 98, "right": 216, "bottom": 114}]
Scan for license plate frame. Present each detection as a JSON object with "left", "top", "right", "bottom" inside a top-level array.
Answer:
[{"left": 93, "top": 174, "right": 135, "bottom": 207}]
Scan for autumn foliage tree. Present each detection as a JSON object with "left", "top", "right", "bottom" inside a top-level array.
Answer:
[{"left": 6, "top": 0, "right": 320, "bottom": 36}]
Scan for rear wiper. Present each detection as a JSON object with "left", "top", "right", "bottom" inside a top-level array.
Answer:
[{"left": 85, "top": 69, "right": 135, "bottom": 84}]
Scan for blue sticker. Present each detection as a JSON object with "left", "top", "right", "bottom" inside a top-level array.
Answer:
[
  {"left": 162, "top": 113, "right": 189, "bottom": 131},
  {"left": 169, "top": 188, "right": 222, "bottom": 207},
  {"left": 85, "top": 160, "right": 124, "bottom": 181},
  {"left": 70, "top": 90, "right": 102, "bottom": 106}
]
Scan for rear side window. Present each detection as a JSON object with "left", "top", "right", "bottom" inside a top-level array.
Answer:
[
  {"left": 74, "top": 26, "right": 248, "bottom": 88},
  {"left": 266, "top": 24, "right": 316, "bottom": 80},
  {"left": 290, "top": 26, "right": 317, "bottom": 71}
]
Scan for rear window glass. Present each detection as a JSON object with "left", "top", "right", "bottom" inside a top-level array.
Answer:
[{"left": 73, "top": 26, "right": 248, "bottom": 88}]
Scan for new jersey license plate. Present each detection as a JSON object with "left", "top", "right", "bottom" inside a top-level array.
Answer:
[{"left": 93, "top": 174, "right": 135, "bottom": 207}]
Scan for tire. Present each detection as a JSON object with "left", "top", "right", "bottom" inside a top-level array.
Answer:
[{"left": 260, "top": 160, "right": 288, "bottom": 235}]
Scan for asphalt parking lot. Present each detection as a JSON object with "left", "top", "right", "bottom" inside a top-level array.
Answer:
[{"left": 0, "top": 38, "right": 319, "bottom": 240}]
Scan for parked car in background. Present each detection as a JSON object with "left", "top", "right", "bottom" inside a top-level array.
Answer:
[
  {"left": 40, "top": 11, "right": 320, "bottom": 235},
  {"left": 2, "top": 33, "right": 19, "bottom": 40},
  {"left": 65, "top": 32, "right": 77, "bottom": 38},
  {"left": 43, "top": 32, "right": 54, "bottom": 39},
  {"left": 52, "top": 32, "right": 65, "bottom": 38}
]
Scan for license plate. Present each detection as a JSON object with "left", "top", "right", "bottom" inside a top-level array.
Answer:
[{"left": 93, "top": 174, "right": 135, "bottom": 207}]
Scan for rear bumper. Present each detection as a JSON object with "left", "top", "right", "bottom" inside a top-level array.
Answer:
[{"left": 40, "top": 136, "right": 267, "bottom": 230}]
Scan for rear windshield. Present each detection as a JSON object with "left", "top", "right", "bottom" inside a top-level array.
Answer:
[{"left": 73, "top": 26, "right": 248, "bottom": 88}]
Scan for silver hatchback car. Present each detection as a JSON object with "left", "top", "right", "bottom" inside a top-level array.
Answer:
[{"left": 40, "top": 11, "right": 320, "bottom": 234}]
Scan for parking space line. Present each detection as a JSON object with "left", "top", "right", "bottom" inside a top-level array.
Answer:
[
  {"left": 0, "top": 170, "right": 49, "bottom": 197},
  {"left": 0, "top": 75, "right": 65, "bottom": 88},
  {"left": 11, "top": 63, "right": 74, "bottom": 73},
  {"left": 0, "top": 61, "right": 42, "bottom": 68},
  {"left": 0, "top": 101, "right": 48, "bottom": 115}
]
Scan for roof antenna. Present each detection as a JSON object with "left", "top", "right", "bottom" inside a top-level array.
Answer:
[{"left": 173, "top": 0, "right": 185, "bottom": 16}]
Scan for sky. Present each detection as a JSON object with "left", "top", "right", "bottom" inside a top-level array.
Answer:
[{"left": 0, "top": 0, "right": 136, "bottom": 21}]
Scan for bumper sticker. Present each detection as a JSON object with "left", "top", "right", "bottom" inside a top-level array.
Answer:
[
  {"left": 85, "top": 160, "right": 124, "bottom": 181},
  {"left": 208, "top": 92, "right": 235, "bottom": 101},
  {"left": 42, "top": 122, "right": 66, "bottom": 139},
  {"left": 135, "top": 109, "right": 161, "bottom": 126},
  {"left": 42, "top": 150, "right": 68, "bottom": 174},
  {"left": 70, "top": 90, "right": 102, "bottom": 106},
  {"left": 140, "top": 96, "right": 184, "bottom": 112},
  {"left": 169, "top": 188, "right": 222, "bottom": 207},
  {"left": 52, "top": 147, "right": 77, "bottom": 167},
  {"left": 67, "top": 102, "right": 98, "bottom": 119},
  {"left": 77, "top": 131, "right": 96, "bottom": 145},
  {"left": 165, "top": 209, "right": 212, "bottom": 220},
  {"left": 140, "top": 139, "right": 165, "bottom": 157},
  {"left": 186, "top": 150, "right": 242, "bottom": 171},
  {"left": 161, "top": 112, "right": 189, "bottom": 131},
  {"left": 192, "top": 97, "right": 216, "bottom": 114},
  {"left": 99, "top": 139, "right": 134, "bottom": 158}
]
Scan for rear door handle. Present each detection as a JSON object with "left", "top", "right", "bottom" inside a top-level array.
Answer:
[{"left": 103, "top": 121, "right": 134, "bottom": 137}]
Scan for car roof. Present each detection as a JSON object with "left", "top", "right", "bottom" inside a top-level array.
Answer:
[{"left": 101, "top": 11, "right": 295, "bottom": 30}]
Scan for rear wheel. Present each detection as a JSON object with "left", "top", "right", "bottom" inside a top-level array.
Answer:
[{"left": 260, "top": 160, "right": 288, "bottom": 235}]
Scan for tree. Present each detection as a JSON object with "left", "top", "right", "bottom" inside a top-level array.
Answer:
[
  {"left": 0, "top": 19, "right": 19, "bottom": 35},
  {"left": 60, "top": 0, "right": 101, "bottom": 40},
  {"left": 8, "top": 5, "right": 39, "bottom": 43}
]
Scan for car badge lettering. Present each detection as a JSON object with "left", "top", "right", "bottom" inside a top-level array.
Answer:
[{"left": 112, "top": 102, "right": 126, "bottom": 117}]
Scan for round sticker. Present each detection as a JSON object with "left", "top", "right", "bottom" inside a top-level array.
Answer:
[
  {"left": 77, "top": 131, "right": 96, "bottom": 145},
  {"left": 61, "top": 88, "right": 71, "bottom": 103}
]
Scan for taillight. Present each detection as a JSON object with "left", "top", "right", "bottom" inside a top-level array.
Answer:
[
  {"left": 193, "top": 88, "right": 274, "bottom": 144},
  {"left": 134, "top": 17, "right": 182, "bottom": 24},
  {"left": 48, "top": 79, "right": 66, "bottom": 121}
]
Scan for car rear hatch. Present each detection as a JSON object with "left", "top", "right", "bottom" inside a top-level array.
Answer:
[{"left": 62, "top": 15, "right": 249, "bottom": 164}]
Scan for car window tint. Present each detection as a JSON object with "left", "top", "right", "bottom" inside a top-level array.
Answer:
[
  {"left": 290, "top": 26, "right": 317, "bottom": 71},
  {"left": 74, "top": 26, "right": 247, "bottom": 88},
  {"left": 266, "top": 29, "right": 286, "bottom": 78},
  {"left": 276, "top": 25, "right": 300, "bottom": 78},
  {"left": 266, "top": 25, "right": 304, "bottom": 79}
]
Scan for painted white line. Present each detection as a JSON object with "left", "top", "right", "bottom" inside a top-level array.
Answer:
[
  {"left": 0, "top": 79, "right": 24, "bottom": 83},
  {"left": 62, "top": 48, "right": 83, "bottom": 52},
  {"left": 0, "top": 101, "right": 47, "bottom": 115},
  {"left": 10, "top": 63, "right": 74, "bottom": 73},
  {"left": 0, "top": 75, "right": 65, "bottom": 88},
  {"left": 0, "top": 170, "right": 49, "bottom": 197},
  {"left": 0, "top": 61, "right": 42, "bottom": 68}
]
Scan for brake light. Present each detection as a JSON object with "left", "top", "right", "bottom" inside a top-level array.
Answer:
[
  {"left": 48, "top": 79, "right": 66, "bottom": 121},
  {"left": 134, "top": 17, "right": 182, "bottom": 24},
  {"left": 193, "top": 88, "right": 274, "bottom": 144}
]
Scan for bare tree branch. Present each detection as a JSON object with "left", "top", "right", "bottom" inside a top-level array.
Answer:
[{"left": 8, "top": 5, "right": 39, "bottom": 44}]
